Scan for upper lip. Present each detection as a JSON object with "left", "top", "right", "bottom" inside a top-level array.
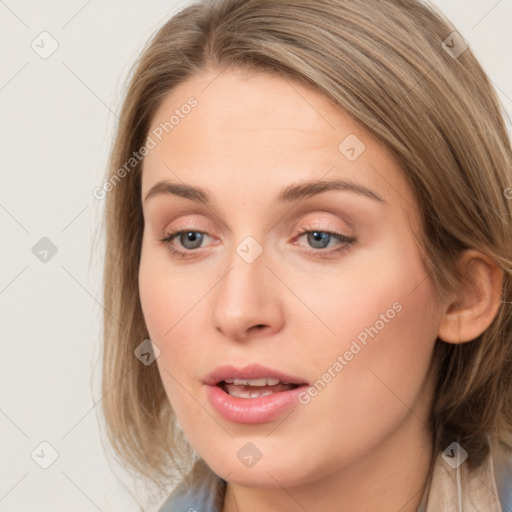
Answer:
[{"left": 204, "top": 363, "right": 308, "bottom": 386}]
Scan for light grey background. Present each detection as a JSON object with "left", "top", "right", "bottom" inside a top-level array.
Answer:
[{"left": 0, "top": 1, "right": 510, "bottom": 510}]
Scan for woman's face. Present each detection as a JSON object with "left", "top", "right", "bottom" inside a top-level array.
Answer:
[{"left": 139, "top": 68, "right": 442, "bottom": 490}]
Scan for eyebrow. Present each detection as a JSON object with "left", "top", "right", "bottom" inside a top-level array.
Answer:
[{"left": 143, "top": 179, "right": 386, "bottom": 205}]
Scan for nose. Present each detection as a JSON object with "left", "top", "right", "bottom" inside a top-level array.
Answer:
[{"left": 211, "top": 241, "right": 285, "bottom": 342}]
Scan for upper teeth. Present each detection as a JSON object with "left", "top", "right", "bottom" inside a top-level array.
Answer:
[{"left": 223, "top": 377, "right": 283, "bottom": 386}]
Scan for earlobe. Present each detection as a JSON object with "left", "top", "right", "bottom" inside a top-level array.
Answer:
[{"left": 437, "top": 250, "right": 504, "bottom": 344}]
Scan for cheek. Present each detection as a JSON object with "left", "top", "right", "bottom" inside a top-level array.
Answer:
[
  {"left": 139, "top": 253, "right": 214, "bottom": 446},
  {"left": 139, "top": 236, "right": 204, "bottom": 342},
  {"left": 138, "top": 236, "right": 213, "bottom": 391},
  {"left": 286, "top": 230, "right": 438, "bottom": 361},
  {"left": 139, "top": 250, "right": 169, "bottom": 342},
  {"left": 296, "top": 234, "right": 439, "bottom": 437}
]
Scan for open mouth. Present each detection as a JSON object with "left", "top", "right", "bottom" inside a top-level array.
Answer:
[
  {"left": 205, "top": 365, "right": 309, "bottom": 423},
  {"left": 217, "top": 378, "right": 300, "bottom": 399}
]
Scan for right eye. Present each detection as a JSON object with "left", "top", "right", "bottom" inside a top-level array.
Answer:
[{"left": 158, "top": 229, "right": 214, "bottom": 258}]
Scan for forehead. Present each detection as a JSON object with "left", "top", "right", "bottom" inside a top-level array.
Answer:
[
  {"left": 141, "top": 68, "right": 414, "bottom": 211},
  {"left": 148, "top": 68, "right": 338, "bottom": 135},
  {"left": 145, "top": 70, "right": 346, "bottom": 163}
]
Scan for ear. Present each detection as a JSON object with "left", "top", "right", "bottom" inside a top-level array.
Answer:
[{"left": 438, "top": 250, "right": 503, "bottom": 344}]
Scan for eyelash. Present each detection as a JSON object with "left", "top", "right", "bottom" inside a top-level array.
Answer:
[{"left": 157, "top": 225, "right": 356, "bottom": 260}]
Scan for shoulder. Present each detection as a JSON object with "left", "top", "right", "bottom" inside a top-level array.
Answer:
[
  {"left": 157, "top": 459, "right": 226, "bottom": 512},
  {"left": 493, "top": 445, "right": 512, "bottom": 509}
]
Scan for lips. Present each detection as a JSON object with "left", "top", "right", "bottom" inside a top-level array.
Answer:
[{"left": 203, "top": 364, "right": 309, "bottom": 423}]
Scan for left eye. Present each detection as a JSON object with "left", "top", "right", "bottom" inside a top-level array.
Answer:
[
  {"left": 295, "top": 228, "right": 356, "bottom": 252},
  {"left": 301, "top": 231, "right": 339, "bottom": 249},
  {"left": 159, "top": 230, "right": 208, "bottom": 250}
]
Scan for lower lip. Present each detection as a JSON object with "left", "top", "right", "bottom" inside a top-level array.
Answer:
[{"left": 205, "top": 384, "right": 308, "bottom": 424}]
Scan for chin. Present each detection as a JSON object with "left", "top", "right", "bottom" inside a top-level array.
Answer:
[{"left": 201, "top": 446, "right": 318, "bottom": 489}]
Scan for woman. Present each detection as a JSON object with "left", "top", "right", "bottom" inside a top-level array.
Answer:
[{"left": 100, "top": 0, "right": 512, "bottom": 510}]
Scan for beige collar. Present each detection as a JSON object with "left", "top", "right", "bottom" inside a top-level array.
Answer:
[{"left": 422, "top": 450, "right": 502, "bottom": 512}]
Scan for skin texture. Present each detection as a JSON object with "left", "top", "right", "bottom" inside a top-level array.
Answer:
[{"left": 138, "top": 68, "right": 500, "bottom": 511}]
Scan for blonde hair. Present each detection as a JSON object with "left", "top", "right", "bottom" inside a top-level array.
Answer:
[{"left": 100, "top": 0, "right": 512, "bottom": 494}]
